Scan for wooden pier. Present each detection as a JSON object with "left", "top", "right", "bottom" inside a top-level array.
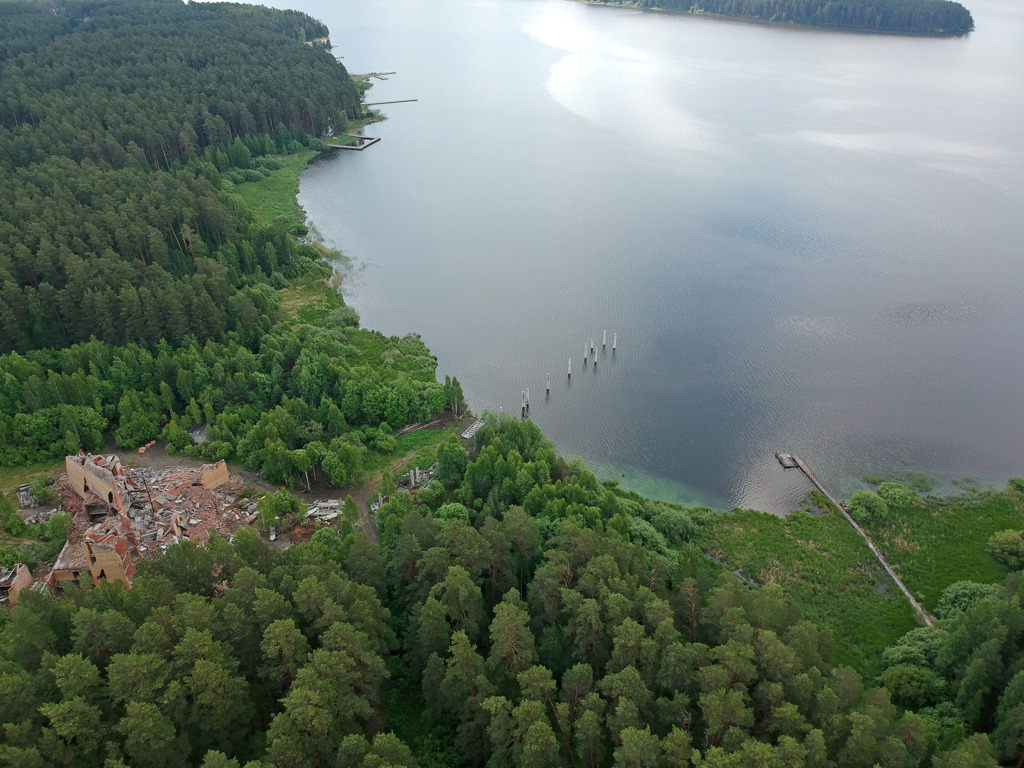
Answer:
[
  {"left": 461, "top": 420, "right": 484, "bottom": 440},
  {"left": 325, "top": 134, "right": 381, "bottom": 151},
  {"left": 787, "top": 453, "right": 934, "bottom": 627},
  {"left": 364, "top": 99, "right": 419, "bottom": 106}
]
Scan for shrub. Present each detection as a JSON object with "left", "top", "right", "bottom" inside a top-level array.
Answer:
[
  {"left": 44, "top": 512, "right": 73, "bottom": 543},
  {"left": 985, "top": 529, "right": 1024, "bottom": 569},
  {"left": 435, "top": 503, "right": 471, "bottom": 523},
  {"left": 934, "top": 580, "right": 1000, "bottom": 619},
  {"left": 848, "top": 490, "right": 889, "bottom": 522},
  {"left": 627, "top": 517, "right": 668, "bottom": 555},
  {"left": 878, "top": 664, "right": 942, "bottom": 709},
  {"left": 877, "top": 482, "right": 917, "bottom": 509}
]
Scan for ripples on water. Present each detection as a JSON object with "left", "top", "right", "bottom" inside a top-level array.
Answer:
[{"left": 283, "top": 0, "right": 1024, "bottom": 514}]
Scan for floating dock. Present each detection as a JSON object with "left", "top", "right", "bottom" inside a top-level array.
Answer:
[{"left": 775, "top": 452, "right": 798, "bottom": 469}]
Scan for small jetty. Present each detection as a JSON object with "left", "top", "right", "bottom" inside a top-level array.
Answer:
[
  {"left": 326, "top": 133, "right": 381, "bottom": 151},
  {"left": 364, "top": 99, "right": 419, "bottom": 106},
  {"left": 775, "top": 452, "right": 798, "bottom": 469},
  {"left": 356, "top": 72, "right": 396, "bottom": 81},
  {"left": 782, "top": 452, "right": 934, "bottom": 627},
  {"left": 461, "top": 420, "right": 484, "bottom": 440}
]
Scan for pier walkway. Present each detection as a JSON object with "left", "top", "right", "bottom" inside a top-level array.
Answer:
[
  {"left": 364, "top": 99, "right": 419, "bottom": 106},
  {"left": 325, "top": 134, "right": 381, "bottom": 151},
  {"left": 791, "top": 455, "right": 934, "bottom": 627}
]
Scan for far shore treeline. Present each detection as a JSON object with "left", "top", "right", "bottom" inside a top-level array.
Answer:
[
  {"left": 2, "top": 2, "right": 1023, "bottom": 768},
  {"left": 585, "top": 0, "right": 974, "bottom": 36}
]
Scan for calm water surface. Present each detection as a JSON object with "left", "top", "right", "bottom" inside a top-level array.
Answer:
[{"left": 281, "top": 0, "right": 1022, "bottom": 513}]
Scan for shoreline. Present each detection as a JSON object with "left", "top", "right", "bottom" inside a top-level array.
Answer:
[{"left": 565, "top": 0, "right": 973, "bottom": 38}]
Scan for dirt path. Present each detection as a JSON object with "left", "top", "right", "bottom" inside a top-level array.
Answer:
[{"left": 344, "top": 448, "right": 438, "bottom": 544}]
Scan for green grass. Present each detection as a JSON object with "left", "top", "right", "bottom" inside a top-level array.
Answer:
[
  {"left": 710, "top": 502, "right": 918, "bottom": 676},
  {"left": 233, "top": 149, "right": 318, "bottom": 229},
  {"left": 860, "top": 488, "right": 1024, "bottom": 611},
  {"left": 279, "top": 274, "right": 342, "bottom": 326},
  {"left": 363, "top": 429, "right": 455, "bottom": 474},
  {"left": 0, "top": 461, "right": 63, "bottom": 496}
]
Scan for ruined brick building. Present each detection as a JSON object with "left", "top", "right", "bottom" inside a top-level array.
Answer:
[{"left": 48, "top": 453, "right": 243, "bottom": 590}]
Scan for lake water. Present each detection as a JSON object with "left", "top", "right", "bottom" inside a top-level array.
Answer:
[{"left": 282, "top": 0, "right": 1022, "bottom": 514}]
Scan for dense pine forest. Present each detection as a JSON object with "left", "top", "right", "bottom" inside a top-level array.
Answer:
[
  {"left": 585, "top": 0, "right": 974, "bottom": 36},
  {"left": 1, "top": 1, "right": 1021, "bottom": 766},
  {"left": 0, "top": 0, "right": 360, "bottom": 352},
  {"left": 0, "top": 418, "right": 1021, "bottom": 767}
]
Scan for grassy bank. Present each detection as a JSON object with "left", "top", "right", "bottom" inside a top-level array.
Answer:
[
  {"left": 233, "top": 148, "right": 319, "bottom": 230},
  {"left": 710, "top": 498, "right": 918, "bottom": 675},
  {"left": 279, "top": 273, "right": 344, "bottom": 326}
]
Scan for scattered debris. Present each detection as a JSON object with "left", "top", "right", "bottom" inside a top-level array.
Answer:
[
  {"left": 48, "top": 453, "right": 247, "bottom": 591},
  {"left": 370, "top": 462, "right": 438, "bottom": 514},
  {"left": 21, "top": 508, "right": 57, "bottom": 525},
  {"left": 15, "top": 485, "right": 37, "bottom": 508}
]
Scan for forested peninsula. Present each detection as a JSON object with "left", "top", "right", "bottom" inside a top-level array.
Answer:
[
  {"left": 2, "top": 1, "right": 1022, "bottom": 768},
  {"left": 580, "top": 0, "right": 974, "bottom": 37}
]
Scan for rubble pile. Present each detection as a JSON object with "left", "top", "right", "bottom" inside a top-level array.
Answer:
[
  {"left": 15, "top": 485, "right": 37, "bottom": 508},
  {"left": 52, "top": 453, "right": 254, "bottom": 588},
  {"left": 306, "top": 499, "right": 340, "bottom": 522},
  {"left": 21, "top": 508, "right": 57, "bottom": 525}
]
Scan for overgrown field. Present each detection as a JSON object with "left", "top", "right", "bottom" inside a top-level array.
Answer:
[
  {"left": 860, "top": 485, "right": 1024, "bottom": 610},
  {"left": 363, "top": 427, "right": 457, "bottom": 474},
  {"left": 710, "top": 498, "right": 918, "bottom": 675}
]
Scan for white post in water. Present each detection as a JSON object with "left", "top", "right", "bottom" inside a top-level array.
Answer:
[
  {"left": 583, "top": 344, "right": 587, "bottom": 363},
  {"left": 546, "top": 373, "right": 550, "bottom": 393},
  {"left": 603, "top": 330, "right": 607, "bottom": 348},
  {"left": 591, "top": 339, "right": 595, "bottom": 354},
  {"left": 526, "top": 388, "right": 530, "bottom": 407},
  {"left": 613, "top": 333, "right": 617, "bottom": 351},
  {"left": 568, "top": 358, "right": 572, "bottom": 377}
]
